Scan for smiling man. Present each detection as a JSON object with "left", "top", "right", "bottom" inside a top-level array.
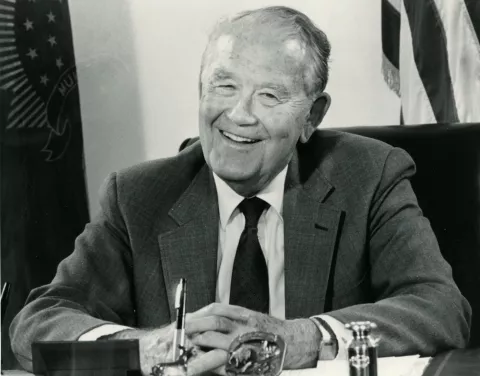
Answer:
[
  {"left": 198, "top": 25, "right": 324, "bottom": 197},
  {"left": 10, "top": 6, "right": 471, "bottom": 376}
]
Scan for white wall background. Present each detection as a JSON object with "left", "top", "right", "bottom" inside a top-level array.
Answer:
[{"left": 69, "top": 0, "right": 400, "bottom": 216}]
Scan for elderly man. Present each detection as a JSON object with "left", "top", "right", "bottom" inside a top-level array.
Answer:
[{"left": 10, "top": 6, "right": 470, "bottom": 376}]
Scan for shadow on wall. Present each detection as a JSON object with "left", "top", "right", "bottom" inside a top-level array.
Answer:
[{"left": 70, "top": 0, "right": 146, "bottom": 217}]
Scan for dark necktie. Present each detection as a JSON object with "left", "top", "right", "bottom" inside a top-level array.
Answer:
[{"left": 229, "top": 197, "right": 270, "bottom": 313}]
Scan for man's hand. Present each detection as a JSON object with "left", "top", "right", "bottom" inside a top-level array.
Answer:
[
  {"left": 101, "top": 324, "right": 186, "bottom": 375},
  {"left": 186, "top": 303, "right": 322, "bottom": 371},
  {"left": 104, "top": 303, "right": 321, "bottom": 375},
  {"left": 104, "top": 316, "right": 232, "bottom": 376}
]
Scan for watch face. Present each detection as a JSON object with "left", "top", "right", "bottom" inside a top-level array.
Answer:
[{"left": 226, "top": 331, "right": 286, "bottom": 376}]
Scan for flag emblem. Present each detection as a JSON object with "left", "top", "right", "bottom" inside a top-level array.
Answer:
[{"left": 0, "top": 0, "right": 82, "bottom": 161}]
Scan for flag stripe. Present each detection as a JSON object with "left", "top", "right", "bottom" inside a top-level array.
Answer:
[
  {"left": 464, "top": 0, "right": 480, "bottom": 45},
  {"left": 0, "top": 45, "right": 15, "bottom": 52},
  {"left": 1, "top": 73, "right": 22, "bottom": 89},
  {"left": 11, "top": 76, "right": 27, "bottom": 92},
  {"left": 0, "top": 59, "right": 19, "bottom": 72},
  {"left": 403, "top": 0, "right": 459, "bottom": 123},
  {"left": 36, "top": 116, "right": 47, "bottom": 128},
  {"left": 0, "top": 4, "right": 14, "bottom": 12},
  {"left": 23, "top": 103, "right": 44, "bottom": 128},
  {"left": 11, "top": 84, "right": 32, "bottom": 105},
  {"left": 432, "top": 0, "right": 480, "bottom": 122},
  {"left": 382, "top": 0, "right": 401, "bottom": 69},
  {"left": 8, "top": 90, "right": 34, "bottom": 118},
  {"left": 399, "top": 1, "right": 436, "bottom": 124},
  {"left": 29, "top": 111, "right": 46, "bottom": 128},
  {"left": 8, "top": 97, "right": 41, "bottom": 128},
  {"left": 0, "top": 66, "right": 22, "bottom": 80},
  {"left": 0, "top": 53, "right": 17, "bottom": 63}
]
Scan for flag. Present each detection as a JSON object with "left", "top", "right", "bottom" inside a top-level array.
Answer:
[
  {"left": 382, "top": 0, "right": 480, "bottom": 124},
  {"left": 0, "top": 0, "right": 89, "bottom": 368}
]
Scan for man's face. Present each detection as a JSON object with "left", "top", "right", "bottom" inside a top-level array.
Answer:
[{"left": 199, "top": 25, "right": 326, "bottom": 195}]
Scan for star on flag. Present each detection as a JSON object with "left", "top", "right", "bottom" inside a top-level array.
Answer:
[
  {"left": 24, "top": 19, "right": 33, "bottom": 30},
  {"left": 47, "top": 11, "right": 55, "bottom": 23},
  {"left": 26, "top": 48, "right": 38, "bottom": 59},
  {"left": 47, "top": 36, "right": 57, "bottom": 46},
  {"left": 40, "top": 75, "right": 49, "bottom": 86}
]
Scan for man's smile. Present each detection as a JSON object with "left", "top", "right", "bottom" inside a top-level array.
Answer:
[{"left": 219, "top": 129, "right": 263, "bottom": 145}]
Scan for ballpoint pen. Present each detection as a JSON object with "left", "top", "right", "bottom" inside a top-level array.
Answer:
[{"left": 172, "top": 278, "right": 187, "bottom": 362}]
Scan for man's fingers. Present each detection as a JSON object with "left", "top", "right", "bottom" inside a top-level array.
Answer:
[
  {"left": 190, "top": 331, "right": 234, "bottom": 351},
  {"left": 185, "top": 316, "right": 235, "bottom": 335},
  {"left": 189, "top": 303, "right": 252, "bottom": 322},
  {"left": 187, "top": 349, "right": 228, "bottom": 376}
]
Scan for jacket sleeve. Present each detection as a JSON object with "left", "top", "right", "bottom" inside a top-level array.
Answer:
[
  {"left": 326, "top": 147, "right": 472, "bottom": 356},
  {"left": 9, "top": 172, "right": 136, "bottom": 371}
]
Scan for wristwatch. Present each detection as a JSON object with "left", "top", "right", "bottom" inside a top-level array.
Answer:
[{"left": 310, "top": 316, "right": 338, "bottom": 361}]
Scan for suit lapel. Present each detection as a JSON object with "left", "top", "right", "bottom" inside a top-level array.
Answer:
[
  {"left": 284, "top": 153, "right": 344, "bottom": 318},
  {"left": 158, "top": 165, "right": 219, "bottom": 319}
]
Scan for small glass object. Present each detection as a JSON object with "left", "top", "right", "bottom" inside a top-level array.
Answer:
[
  {"left": 225, "top": 331, "right": 286, "bottom": 376},
  {"left": 345, "top": 321, "right": 379, "bottom": 376}
]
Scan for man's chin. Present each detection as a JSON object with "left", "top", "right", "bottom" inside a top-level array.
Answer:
[
  {"left": 213, "top": 168, "right": 255, "bottom": 183},
  {"left": 211, "top": 165, "right": 262, "bottom": 193}
]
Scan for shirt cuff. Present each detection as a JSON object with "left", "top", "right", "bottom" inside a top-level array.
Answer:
[
  {"left": 317, "top": 315, "right": 349, "bottom": 360},
  {"left": 78, "top": 324, "right": 132, "bottom": 341},
  {"left": 311, "top": 315, "right": 349, "bottom": 361}
]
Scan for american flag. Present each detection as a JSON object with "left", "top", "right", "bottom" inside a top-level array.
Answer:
[{"left": 382, "top": 0, "right": 480, "bottom": 124}]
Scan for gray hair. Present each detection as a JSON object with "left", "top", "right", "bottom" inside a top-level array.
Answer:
[{"left": 200, "top": 6, "right": 331, "bottom": 98}]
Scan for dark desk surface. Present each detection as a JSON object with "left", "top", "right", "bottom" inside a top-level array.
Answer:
[
  {"left": 422, "top": 348, "right": 480, "bottom": 376},
  {"left": 3, "top": 348, "right": 480, "bottom": 376}
]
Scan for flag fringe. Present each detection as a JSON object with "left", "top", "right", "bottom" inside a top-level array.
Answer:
[{"left": 382, "top": 54, "right": 400, "bottom": 97}]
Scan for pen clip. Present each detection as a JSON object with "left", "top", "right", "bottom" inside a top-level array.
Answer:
[{"left": 174, "top": 278, "right": 186, "bottom": 310}]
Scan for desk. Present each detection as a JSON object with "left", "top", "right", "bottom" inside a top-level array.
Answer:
[
  {"left": 422, "top": 349, "right": 480, "bottom": 376},
  {"left": 3, "top": 349, "right": 480, "bottom": 376}
]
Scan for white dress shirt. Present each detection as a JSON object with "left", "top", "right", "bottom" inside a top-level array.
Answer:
[
  {"left": 79, "top": 166, "right": 349, "bottom": 360},
  {"left": 214, "top": 167, "right": 286, "bottom": 317}
]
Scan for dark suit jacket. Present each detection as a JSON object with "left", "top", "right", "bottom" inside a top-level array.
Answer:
[{"left": 10, "top": 130, "right": 471, "bottom": 371}]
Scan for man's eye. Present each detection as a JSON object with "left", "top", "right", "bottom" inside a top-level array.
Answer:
[
  {"left": 259, "top": 92, "right": 280, "bottom": 105},
  {"left": 261, "top": 93, "right": 278, "bottom": 100},
  {"left": 213, "top": 85, "right": 236, "bottom": 95}
]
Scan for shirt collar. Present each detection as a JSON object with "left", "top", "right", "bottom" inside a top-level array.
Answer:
[{"left": 213, "top": 165, "right": 288, "bottom": 229}]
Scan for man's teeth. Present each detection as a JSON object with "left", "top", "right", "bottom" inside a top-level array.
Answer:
[{"left": 222, "top": 130, "right": 258, "bottom": 143}]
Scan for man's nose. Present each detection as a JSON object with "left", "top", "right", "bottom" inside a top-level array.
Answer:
[{"left": 226, "top": 96, "right": 257, "bottom": 126}]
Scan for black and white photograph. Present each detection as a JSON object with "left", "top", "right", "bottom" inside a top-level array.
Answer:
[{"left": 1, "top": 1, "right": 479, "bottom": 375}]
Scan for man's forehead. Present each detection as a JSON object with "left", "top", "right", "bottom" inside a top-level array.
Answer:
[
  {"left": 214, "top": 35, "right": 235, "bottom": 55},
  {"left": 210, "top": 30, "right": 306, "bottom": 62},
  {"left": 283, "top": 38, "right": 306, "bottom": 60}
]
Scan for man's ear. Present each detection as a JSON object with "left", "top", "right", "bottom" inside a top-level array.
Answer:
[{"left": 299, "top": 92, "right": 331, "bottom": 143}]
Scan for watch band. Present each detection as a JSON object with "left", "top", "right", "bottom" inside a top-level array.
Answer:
[{"left": 310, "top": 316, "right": 338, "bottom": 361}]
